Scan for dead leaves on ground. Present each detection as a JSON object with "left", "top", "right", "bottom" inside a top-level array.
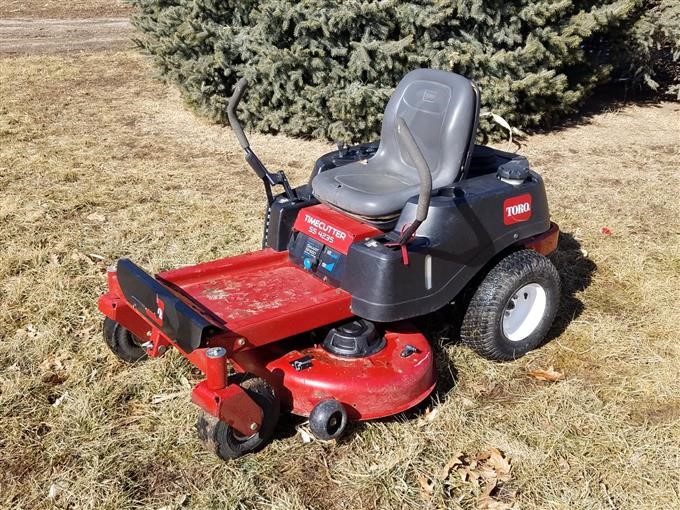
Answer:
[
  {"left": 419, "top": 448, "right": 517, "bottom": 509},
  {"left": 527, "top": 365, "right": 565, "bottom": 382}
]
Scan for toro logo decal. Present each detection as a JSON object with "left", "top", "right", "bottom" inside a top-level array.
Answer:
[{"left": 503, "top": 194, "right": 533, "bottom": 225}]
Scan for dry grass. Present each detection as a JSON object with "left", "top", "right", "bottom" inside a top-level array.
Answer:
[{"left": 0, "top": 50, "right": 679, "bottom": 510}]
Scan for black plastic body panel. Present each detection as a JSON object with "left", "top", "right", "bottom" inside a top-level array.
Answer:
[
  {"left": 262, "top": 145, "right": 554, "bottom": 323},
  {"left": 309, "top": 142, "right": 519, "bottom": 183},
  {"left": 309, "top": 141, "right": 379, "bottom": 184},
  {"left": 342, "top": 172, "right": 551, "bottom": 322},
  {"left": 265, "top": 185, "right": 318, "bottom": 251},
  {"left": 116, "top": 258, "right": 223, "bottom": 353}
]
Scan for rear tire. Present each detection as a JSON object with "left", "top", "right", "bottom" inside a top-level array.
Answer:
[
  {"left": 196, "top": 376, "right": 280, "bottom": 460},
  {"left": 103, "top": 318, "right": 148, "bottom": 363},
  {"left": 460, "top": 249, "right": 560, "bottom": 361}
]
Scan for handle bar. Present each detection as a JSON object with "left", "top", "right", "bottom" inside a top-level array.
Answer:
[
  {"left": 396, "top": 117, "right": 432, "bottom": 243},
  {"left": 227, "top": 77, "right": 251, "bottom": 150},
  {"left": 225, "top": 77, "right": 297, "bottom": 207}
]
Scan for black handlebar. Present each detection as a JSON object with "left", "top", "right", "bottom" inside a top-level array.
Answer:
[
  {"left": 227, "top": 77, "right": 251, "bottom": 150},
  {"left": 226, "top": 77, "right": 296, "bottom": 209},
  {"left": 396, "top": 117, "right": 432, "bottom": 243}
]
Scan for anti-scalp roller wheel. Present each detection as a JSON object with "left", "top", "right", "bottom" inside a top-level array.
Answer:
[{"left": 309, "top": 399, "right": 348, "bottom": 440}]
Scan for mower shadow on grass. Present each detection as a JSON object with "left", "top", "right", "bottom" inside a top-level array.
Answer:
[{"left": 544, "top": 232, "right": 596, "bottom": 342}]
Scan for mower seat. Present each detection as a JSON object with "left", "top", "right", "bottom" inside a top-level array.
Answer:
[{"left": 312, "top": 69, "right": 479, "bottom": 219}]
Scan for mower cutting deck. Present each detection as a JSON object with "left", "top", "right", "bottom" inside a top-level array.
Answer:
[{"left": 99, "top": 69, "right": 561, "bottom": 459}]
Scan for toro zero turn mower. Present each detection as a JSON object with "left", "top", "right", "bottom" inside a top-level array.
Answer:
[{"left": 99, "top": 69, "right": 560, "bottom": 459}]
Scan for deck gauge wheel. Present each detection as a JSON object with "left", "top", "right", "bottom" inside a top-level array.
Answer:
[
  {"left": 309, "top": 399, "right": 348, "bottom": 440},
  {"left": 196, "top": 375, "right": 280, "bottom": 460},
  {"left": 103, "top": 317, "right": 148, "bottom": 363}
]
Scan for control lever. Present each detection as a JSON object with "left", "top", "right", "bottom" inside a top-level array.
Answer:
[
  {"left": 227, "top": 77, "right": 296, "bottom": 204},
  {"left": 395, "top": 118, "right": 432, "bottom": 244}
]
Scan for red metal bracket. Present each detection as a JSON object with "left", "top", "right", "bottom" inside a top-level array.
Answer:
[{"left": 192, "top": 381, "right": 263, "bottom": 437}]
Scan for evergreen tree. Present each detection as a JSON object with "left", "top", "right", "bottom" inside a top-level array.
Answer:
[{"left": 130, "top": 0, "right": 680, "bottom": 141}]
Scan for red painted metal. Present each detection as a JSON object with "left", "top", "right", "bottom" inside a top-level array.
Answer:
[
  {"left": 205, "top": 349, "right": 227, "bottom": 390},
  {"left": 524, "top": 222, "right": 559, "bottom": 255},
  {"left": 192, "top": 381, "right": 263, "bottom": 436},
  {"left": 265, "top": 322, "right": 435, "bottom": 420},
  {"left": 156, "top": 249, "right": 353, "bottom": 347},
  {"left": 293, "top": 204, "right": 383, "bottom": 254},
  {"left": 98, "top": 229, "right": 436, "bottom": 429}
]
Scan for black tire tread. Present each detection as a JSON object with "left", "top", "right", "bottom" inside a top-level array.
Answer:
[
  {"left": 460, "top": 249, "right": 560, "bottom": 361},
  {"left": 103, "top": 317, "right": 148, "bottom": 363}
]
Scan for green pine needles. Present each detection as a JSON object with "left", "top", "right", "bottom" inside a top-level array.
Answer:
[{"left": 129, "top": 0, "right": 680, "bottom": 141}]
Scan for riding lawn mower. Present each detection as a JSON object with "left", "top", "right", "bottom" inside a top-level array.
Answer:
[{"left": 99, "top": 69, "right": 561, "bottom": 459}]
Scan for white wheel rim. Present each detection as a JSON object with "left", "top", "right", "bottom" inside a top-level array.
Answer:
[{"left": 502, "top": 283, "right": 547, "bottom": 342}]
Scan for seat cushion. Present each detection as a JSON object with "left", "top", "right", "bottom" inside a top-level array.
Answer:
[{"left": 312, "top": 159, "right": 420, "bottom": 218}]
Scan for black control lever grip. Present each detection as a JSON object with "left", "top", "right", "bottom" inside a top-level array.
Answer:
[
  {"left": 396, "top": 117, "right": 432, "bottom": 243},
  {"left": 227, "top": 77, "right": 250, "bottom": 150}
]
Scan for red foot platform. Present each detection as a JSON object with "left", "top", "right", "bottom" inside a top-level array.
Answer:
[{"left": 106, "top": 249, "right": 354, "bottom": 348}]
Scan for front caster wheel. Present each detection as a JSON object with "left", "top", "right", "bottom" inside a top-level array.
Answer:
[
  {"left": 196, "top": 376, "right": 280, "bottom": 460},
  {"left": 103, "top": 318, "right": 148, "bottom": 363},
  {"left": 309, "top": 399, "right": 348, "bottom": 440},
  {"left": 461, "top": 249, "right": 560, "bottom": 361}
]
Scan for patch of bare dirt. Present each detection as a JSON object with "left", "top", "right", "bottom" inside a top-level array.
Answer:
[
  {"left": 0, "top": 0, "right": 131, "bottom": 19},
  {"left": 0, "top": 18, "right": 133, "bottom": 56}
]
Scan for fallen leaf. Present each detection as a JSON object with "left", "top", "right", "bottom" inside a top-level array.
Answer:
[
  {"left": 47, "top": 481, "right": 68, "bottom": 500},
  {"left": 417, "top": 406, "right": 439, "bottom": 427},
  {"left": 418, "top": 474, "right": 434, "bottom": 493},
  {"left": 47, "top": 483, "right": 59, "bottom": 500},
  {"left": 299, "top": 427, "right": 313, "bottom": 444},
  {"left": 478, "top": 494, "right": 515, "bottom": 510},
  {"left": 477, "top": 478, "right": 518, "bottom": 510},
  {"left": 477, "top": 448, "right": 512, "bottom": 482},
  {"left": 71, "top": 251, "right": 95, "bottom": 265},
  {"left": 86, "top": 212, "right": 106, "bottom": 222},
  {"left": 156, "top": 494, "right": 187, "bottom": 510},
  {"left": 151, "top": 392, "right": 184, "bottom": 405},
  {"left": 558, "top": 457, "right": 570, "bottom": 473},
  {"left": 528, "top": 366, "right": 565, "bottom": 382},
  {"left": 52, "top": 392, "right": 69, "bottom": 407},
  {"left": 74, "top": 325, "right": 95, "bottom": 339},
  {"left": 39, "top": 355, "right": 66, "bottom": 373},
  {"left": 439, "top": 452, "right": 465, "bottom": 480},
  {"left": 417, "top": 474, "right": 435, "bottom": 500}
]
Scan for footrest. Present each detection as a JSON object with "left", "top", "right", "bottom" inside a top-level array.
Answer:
[{"left": 116, "top": 258, "right": 223, "bottom": 353}]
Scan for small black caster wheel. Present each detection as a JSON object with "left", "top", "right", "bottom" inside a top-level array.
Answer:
[
  {"left": 103, "top": 317, "right": 148, "bottom": 363},
  {"left": 309, "top": 399, "right": 348, "bottom": 440},
  {"left": 196, "top": 375, "right": 280, "bottom": 460},
  {"left": 461, "top": 249, "right": 561, "bottom": 361}
]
